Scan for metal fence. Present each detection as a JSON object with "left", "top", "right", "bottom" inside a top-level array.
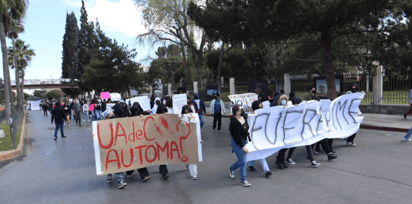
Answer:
[
  {"left": 382, "top": 69, "right": 412, "bottom": 104},
  {"left": 290, "top": 72, "right": 374, "bottom": 104},
  {"left": 0, "top": 105, "right": 24, "bottom": 148}
]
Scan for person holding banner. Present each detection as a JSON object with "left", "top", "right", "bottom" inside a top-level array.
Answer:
[
  {"left": 229, "top": 105, "right": 252, "bottom": 187},
  {"left": 275, "top": 95, "right": 292, "bottom": 169},
  {"left": 125, "top": 102, "right": 151, "bottom": 182},
  {"left": 192, "top": 93, "right": 206, "bottom": 128},
  {"left": 247, "top": 101, "right": 272, "bottom": 177},
  {"left": 345, "top": 84, "right": 359, "bottom": 147},
  {"left": 210, "top": 93, "right": 226, "bottom": 132},
  {"left": 156, "top": 103, "right": 170, "bottom": 180}
]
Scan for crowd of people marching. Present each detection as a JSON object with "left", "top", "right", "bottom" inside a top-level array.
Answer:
[{"left": 44, "top": 84, "right": 361, "bottom": 189}]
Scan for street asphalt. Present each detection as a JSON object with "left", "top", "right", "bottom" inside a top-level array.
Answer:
[{"left": 1, "top": 110, "right": 412, "bottom": 204}]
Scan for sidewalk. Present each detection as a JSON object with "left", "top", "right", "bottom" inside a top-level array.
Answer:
[{"left": 361, "top": 113, "right": 411, "bottom": 132}]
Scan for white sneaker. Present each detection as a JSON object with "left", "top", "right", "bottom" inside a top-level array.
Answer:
[
  {"left": 240, "top": 180, "right": 251, "bottom": 187},
  {"left": 218, "top": 129, "right": 223, "bottom": 133},
  {"left": 191, "top": 176, "right": 197, "bottom": 180},
  {"left": 229, "top": 166, "right": 235, "bottom": 179},
  {"left": 346, "top": 142, "right": 357, "bottom": 147},
  {"left": 285, "top": 158, "right": 296, "bottom": 165},
  {"left": 403, "top": 138, "right": 412, "bottom": 141}
]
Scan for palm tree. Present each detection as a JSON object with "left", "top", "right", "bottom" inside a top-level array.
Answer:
[
  {"left": 8, "top": 19, "right": 24, "bottom": 108},
  {"left": 0, "top": 0, "right": 28, "bottom": 124},
  {"left": 8, "top": 39, "right": 34, "bottom": 108}
]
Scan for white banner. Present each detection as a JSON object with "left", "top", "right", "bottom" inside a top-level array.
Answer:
[
  {"left": 228, "top": 93, "right": 258, "bottom": 114},
  {"left": 172, "top": 94, "right": 187, "bottom": 114},
  {"left": 245, "top": 93, "right": 364, "bottom": 161}
]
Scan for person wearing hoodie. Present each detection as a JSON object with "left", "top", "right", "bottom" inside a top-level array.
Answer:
[
  {"left": 156, "top": 103, "right": 170, "bottom": 180},
  {"left": 192, "top": 93, "right": 206, "bottom": 128},
  {"left": 229, "top": 105, "right": 251, "bottom": 187},
  {"left": 247, "top": 101, "right": 272, "bottom": 178},
  {"left": 51, "top": 100, "right": 67, "bottom": 140},
  {"left": 345, "top": 84, "right": 359, "bottom": 147}
]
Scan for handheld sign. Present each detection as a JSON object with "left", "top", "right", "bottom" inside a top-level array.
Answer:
[
  {"left": 228, "top": 93, "right": 258, "bottom": 114},
  {"left": 92, "top": 114, "right": 202, "bottom": 175},
  {"left": 172, "top": 94, "right": 187, "bottom": 114}
]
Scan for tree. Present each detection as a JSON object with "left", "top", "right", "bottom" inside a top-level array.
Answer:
[
  {"left": 8, "top": 18, "right": 24, "bottom": 108},
  {"left": 8, "top": 39, "right": 35, "bottom": 107},
  {"left": 45, "top": 89, "right": 63, "bottom": 101},
  {"left": 135, "top": 0, "right": 208, "bottom": 85},
  {"left": 33, "top": 90, "right": 46, "bottom": 98},
  {"left": 189, "top": 0, "right": 410, "bottom": 99},
  {"left": 61, "top": 12, "right": 81, "bottom": 97},
  {"left": 0, "top": 0, "right": 28, "bottom": 124}
]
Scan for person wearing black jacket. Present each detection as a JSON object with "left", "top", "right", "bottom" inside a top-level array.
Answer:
[
  {"left": 125, "top": 102, "right": 151, "bottom": 182},
  {"left": 51, "top": 101, "right": 67, "bottom": 140},
  {"left": 156, "top": 103, "right": 170, "bottom": 180},
  {"left": 229, "top": 105, "right": 251, "bottom": 187},
  {"left": 42, "top": 102, "right": 48, "bottom": 116},
  {"left": 63, "top": 101, "right": 71, "bottom": 127}
]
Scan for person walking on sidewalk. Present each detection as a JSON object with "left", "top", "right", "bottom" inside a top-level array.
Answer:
[
  {"left": 73, "top": 100, "right": 82, "bottom": 126},
  {"left": 192, "top": 93, "right": 206, "bottom": 128},
  {"left": 51, "top": 100, "right": 67, "bottom": 140},
  {"left": 210, "top": 93, "right": 226, "bottom": 132},
  {"left": 229, "top": 105, "right": 251, "bottom": 187},
  {"left": 63, "top": 101, "right": 71, "bottom": 127},
  {"left": 82, "top": 101, "right": 90, "bottom": 122},
  {"left": 42, "top": 102, "right": 48, "bottom": 116}
]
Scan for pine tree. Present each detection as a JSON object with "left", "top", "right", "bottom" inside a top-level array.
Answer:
[{"left": 61, "top": 12, "right": 79, "bottom": 81}]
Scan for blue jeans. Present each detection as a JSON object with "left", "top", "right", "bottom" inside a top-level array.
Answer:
[
  {"left": 230, "top": 138, "right": 247, "bottom": 181},
  {"left": 248, "top": 159, "right": 270, "bottom": 173},
  {"left": 199, "top": 114, "right": 205, "bottom": 128},
  {"left": 95, "top": 110, "right": 102, "bottom": 120},
  {"left": 54, "top": 122, "right": 64, "bottom": 137},
  {"left": 404, "top": 127, "right": 412, "bottom": 140}
]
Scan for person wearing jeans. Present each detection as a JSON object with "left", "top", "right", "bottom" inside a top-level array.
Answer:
[
  {"left": 403, "top": 127, "right": 412, "bottom": 141},
  {"left": 51, "top": 100, "right": 67, "bottom": 140},
  {"left": 210, "top": 93, "right": 225, "bottom": 132},
  {"left": 192, "top": 93, "right": 206, "bottom": 128},
  {"left": 229, "top": 105, "right": 251, "bottom": 187}
]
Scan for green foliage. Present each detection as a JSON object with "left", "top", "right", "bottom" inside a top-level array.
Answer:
[
  {"left": 33, "top": 90, "right": 46, "bottom": 98},
  {"left": 23, "top": 92, "right": 29, "bottom": 100},
  {"left": 45, "top": 89, "right": 63, "bottom": 101},
  {"left": 61, "top": 12, "right": 79, "bottom": 80}
]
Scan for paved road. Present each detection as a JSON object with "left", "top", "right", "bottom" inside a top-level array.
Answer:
[{"left": 1, "top": 111, "right": 412, "bottom": 204}]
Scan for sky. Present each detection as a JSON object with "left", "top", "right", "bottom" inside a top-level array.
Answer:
[{"left": 1, "top": 0, "right": 155, "bottom": 81}]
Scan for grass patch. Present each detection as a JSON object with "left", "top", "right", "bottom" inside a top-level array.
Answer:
[{"left": 0, "top": 111, "right": 24, "bottom": 151}]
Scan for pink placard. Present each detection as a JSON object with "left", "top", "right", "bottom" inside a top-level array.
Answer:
[
  {"left": 100, "top": 92, "right": 111, "bottom": 100},
  {"left": 90, "top": 104, "right": 95, "bottom": 111}
]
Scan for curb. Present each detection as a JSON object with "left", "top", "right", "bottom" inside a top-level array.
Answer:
[
  {"left": 0, "top": 110, "right": 26, "bottom": 162},
  {"left": 360, "top": 124, "right": 409, "bottom": 133}
]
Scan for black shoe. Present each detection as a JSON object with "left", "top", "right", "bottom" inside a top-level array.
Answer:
[
  {"left": 248, "top": 166, "right": 256, "bottom": 171},
  {"left": 61, "top": 135, "right": 67, "bottom": 138},
  {"left": 327, "top": 153, "right": 337, "bottom": 161},
  {"left": 162, "top": 173, "right": 169, "bottom": 180},
  {"left": 265, "top": 171, "right": 272, "bottom": 178},
  {"left": 282, "top": 162, "right": 288, "bottom": 169},
  {"left": 404, "top": 114, "right": 407, "bottom": 119},
  {"left": 275, "top": 161, "right": 284, "bottom": 169},
  {"left": 331, "top": 150, "right": 336, "bottom": 154},
  {"left": 107, "top": 175, "right": 113, "bottom": 183},
  {"left": 54, "top": 136, "right": 57, "bottom": 141}
]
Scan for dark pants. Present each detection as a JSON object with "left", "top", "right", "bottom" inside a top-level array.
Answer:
[
  {"left": 54, "top": 122, "right": 64, "bottom": 137},
  {"left": 311, "top": 139, "right": 331, "bottom": 154},
  {"left": 276, "top": 148, "right": 288, "bottom": 163},
  {"left": 287, "top": 146, "right": 315, "bottom": 162},
  {"left": 43, "top": 109, "right": 48, "bottom": 116},
  {"left": 405, "top": 104, "right": 412, "bottom": 115},
  {"left": 213, "top": 113, "right": 222, "bottom": 130},
  {"left": 347, "top": 133, "right": 356, "bottom": 143},
  {"left": 159, "top": 165, "right": 168, "bottom": 175},
  {"left": 126, "top": 168, "right": 149, "bottom": 179},
  {"left": 75, "top": 112, "right": 81, "bottom": 126}
]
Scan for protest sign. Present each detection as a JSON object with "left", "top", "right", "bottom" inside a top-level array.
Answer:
[
  {"left": 106, "top": 103, "right": 115, "bottom": 111},
  {"left": 173, "top": 94, "right": 187, "bottom": 114},
  {"left": 128, "top": 96, "right": 151, "bottom": 111},
  {"left": 245, "top": 93, "right": 364, "bottom": 161},
  {"left": 92, "top": 114, "right": 201, "bottom": 175},
  {"left": 100, "top": 92, "right": 111, "bottom": 100},
  {"left": 228, "top": 93, "right": 258, "bottom": 114}
]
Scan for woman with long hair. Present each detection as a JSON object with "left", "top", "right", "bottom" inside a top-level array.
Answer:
[{"left": 229, "top": 105, "right": 251, "bottom": 187}]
